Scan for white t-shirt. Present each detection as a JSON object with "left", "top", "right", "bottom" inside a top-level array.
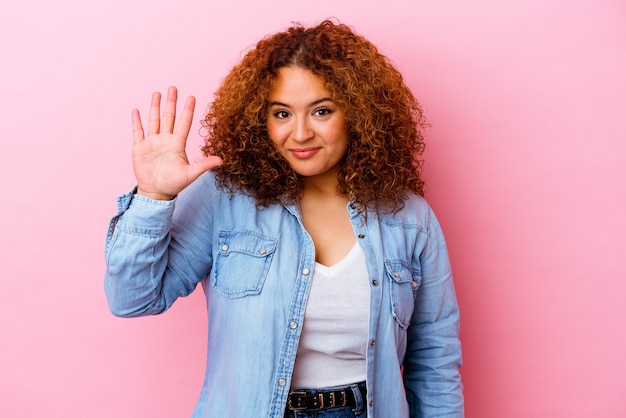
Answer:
[{"left": 290, "top": 242, "right": 371, "bottom": 388}]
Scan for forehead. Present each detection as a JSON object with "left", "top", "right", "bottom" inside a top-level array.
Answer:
[{"left": 269, "top": 67, "right": 332, "bottom": 101}]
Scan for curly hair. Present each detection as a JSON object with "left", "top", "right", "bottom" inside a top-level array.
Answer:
[{"left": 202, "top": 19, "right": 426, "bottom": 212}]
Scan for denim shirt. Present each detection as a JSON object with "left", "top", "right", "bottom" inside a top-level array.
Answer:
[{"left": 104, "top": 172, "right": 463, "bottom": 417}]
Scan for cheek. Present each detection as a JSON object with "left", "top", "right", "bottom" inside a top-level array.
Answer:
[
  {"left": 267, "top": 130, "right": 289, "bottom": 158},
  {"left": 266, "top": 123, "right": 281, "bottom": 147},
  {"left": 331, "top": 123, "right": 350, "bottom": 151}
]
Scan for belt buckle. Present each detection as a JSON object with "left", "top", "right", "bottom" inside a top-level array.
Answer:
[{"left": 287, "top": 391, "right": 308, "bottom": 411}]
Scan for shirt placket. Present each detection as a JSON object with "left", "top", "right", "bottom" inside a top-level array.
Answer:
[{"left": 269, "top": 205, "right": 317, "bottom": 417}]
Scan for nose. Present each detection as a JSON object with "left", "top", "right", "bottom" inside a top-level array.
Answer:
[{"left": 292, "top": 116, "right": 314, "bottom": 143}]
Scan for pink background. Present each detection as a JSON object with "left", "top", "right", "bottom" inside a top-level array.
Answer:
[{"left": 1, "top": 0, "right": 625, "bottom": 417}]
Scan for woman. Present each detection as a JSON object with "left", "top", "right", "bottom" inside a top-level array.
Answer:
[{"left": 105, "top": 20, "right": 463, "bottom": 417}]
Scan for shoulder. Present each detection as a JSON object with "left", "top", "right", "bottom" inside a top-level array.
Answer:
[
  {"left": 401, "top": 193, "right": 432, "bottom": 213},
  {"left": 190, "top": 170, "right": 220, "bottom": 193},
  {"left": 180, "top": 170, "right": 265, "bottom": 212},
  {"left": 174, "top": 171, "right": 226, "bottom": 214},
  {"left": 183, "top": 170, "right": 241, "bottom": 201},
  {"left": 374, "top": 194, "right": 434, "bottom": 230}
]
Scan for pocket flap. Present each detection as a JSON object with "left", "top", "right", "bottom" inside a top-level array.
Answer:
[
  {"left": 384, "top": 260, "right": 414, "bottom": 284},
  {"left": 218, "top": 230, "right": 277, "bottom": 258}
]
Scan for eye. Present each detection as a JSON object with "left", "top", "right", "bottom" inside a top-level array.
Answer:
[
  {"left": 313, "top": 107, "right": 333, "bottom": 117},
  {"left": 273, "top": 110, "right": 290, "bottom": 119}
]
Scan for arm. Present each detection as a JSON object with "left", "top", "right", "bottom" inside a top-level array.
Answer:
[
  {"left": 104, "top": 181, "right": 216, "bottom": 317},
  {"left": 404, "top": 206, "right": 464, "bottom": 417},
  {"left": 104, "top": 87, "right": 222, "bottom": 317}
]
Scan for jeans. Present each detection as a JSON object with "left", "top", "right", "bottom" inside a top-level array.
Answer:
[{"left": 283, "top": 382, "right": 367, "bottom": 418}]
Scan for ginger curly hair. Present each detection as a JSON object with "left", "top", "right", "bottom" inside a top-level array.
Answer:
[{"left": 202, "top": 19, "right": 426, "bottom": 212}]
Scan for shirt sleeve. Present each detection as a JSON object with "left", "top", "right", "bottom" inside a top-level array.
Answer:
[
  {"left": 403, "top": 205, "right": 464, "bottom": 417},
  {"left": 104, "top": 177, "right": 215, "bottom": 317}
]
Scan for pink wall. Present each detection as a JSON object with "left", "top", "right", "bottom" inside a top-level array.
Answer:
[{"left": 1, "top": 0, "right": 625, "bottom": 416}]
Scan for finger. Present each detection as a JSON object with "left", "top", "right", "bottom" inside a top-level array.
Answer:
[
  {"left": 147, "top": 91, "right": 161, "bottom": 136},
  {"left": 161, "top": 86, "right": 178, "bottom": 134},
  {"left": 131, "top": 109, "right": 145, "bottom": 144},
  {"left": 174, "top": 95, "right": 196, "bottom": 139}
]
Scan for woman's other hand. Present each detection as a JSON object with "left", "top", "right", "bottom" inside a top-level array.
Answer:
[{"left": 131, "top": 86, "right": 222, "bottom": 200}]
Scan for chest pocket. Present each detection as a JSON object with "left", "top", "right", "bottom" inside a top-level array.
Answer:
[
  {"left": 212, "top": 230, "right": 278, "bottom": 298},
  {"left": 385, "top": 260, "right": 422, "bottom": 329}
]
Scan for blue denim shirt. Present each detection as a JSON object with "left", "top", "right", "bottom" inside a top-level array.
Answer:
[{"left": 104, "top": 172, "right": 463, "bottom": 417}]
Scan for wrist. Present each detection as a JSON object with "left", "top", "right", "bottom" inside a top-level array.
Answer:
[{"left": 136, "top": 188, "right": 175, "bottom": 201}]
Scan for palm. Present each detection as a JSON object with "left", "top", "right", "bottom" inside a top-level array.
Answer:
[{"left": 131, "top": 87, "right": 222, "bottom": 200}]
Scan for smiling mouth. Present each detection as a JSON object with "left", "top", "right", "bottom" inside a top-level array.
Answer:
[{"left": 290, "top": 147, "right": 320, "bottom": 159}]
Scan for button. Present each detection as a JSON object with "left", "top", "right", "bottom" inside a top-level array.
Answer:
[
  {"left": 358, "top": 234, "right": 365, "bottom": 239},
  {"left": 221, "top": 244, "right": 229, "bottom": 252},
  {"left": 302, "top": 268, "right": 310, "bottom": 276},
  {"left": 278, "top": 378, "right": 287, "bottom": 386},
  {"left": 370, "top": 339, "right": 376, "bottom": 347},
  {"left": 258, "top": 248, "right": 267, "bottom": 255},
  {"left": 289, "top": 321, "right": 298, "bottom": 329},
  {"left": 393, "top": 272, "right": 400, "bottom": 278},
  {"left": 350, "top": 203, "right": 357, "bottom": 210},
  {"left": 371, "top": 279, "right": 378, "bottom": 286},
  {"left": 369, "top": 400, "right": 374, "bottom": 407}
]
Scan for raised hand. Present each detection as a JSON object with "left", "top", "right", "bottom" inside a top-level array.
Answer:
[{"left": 131, "top": 86, "right": 222, "bottom": 200}]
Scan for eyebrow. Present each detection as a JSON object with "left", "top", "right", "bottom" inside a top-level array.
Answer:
[{"left": 268, "top": 97, "right": 334, "bottom": 108}]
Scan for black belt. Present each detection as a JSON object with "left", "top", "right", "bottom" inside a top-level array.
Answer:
[{"left": 286, "top": 383, "right": 366, "bottom": 411}]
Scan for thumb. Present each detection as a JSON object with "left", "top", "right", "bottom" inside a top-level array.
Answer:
[{"left": 188, "top": 155, "right": 223, "bottom": 181}]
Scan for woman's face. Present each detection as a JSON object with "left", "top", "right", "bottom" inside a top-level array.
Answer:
[{"left": 266, "top": 67, "right": 349, "bottom": 183}]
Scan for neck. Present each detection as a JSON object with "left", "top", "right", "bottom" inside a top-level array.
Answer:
[{"left": 301, "top": 167, "right": 342, "bottom": 198}]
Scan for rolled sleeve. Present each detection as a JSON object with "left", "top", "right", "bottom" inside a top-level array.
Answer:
[{"left": 104, "top": 190, "right": 179, "bottom": 317}]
